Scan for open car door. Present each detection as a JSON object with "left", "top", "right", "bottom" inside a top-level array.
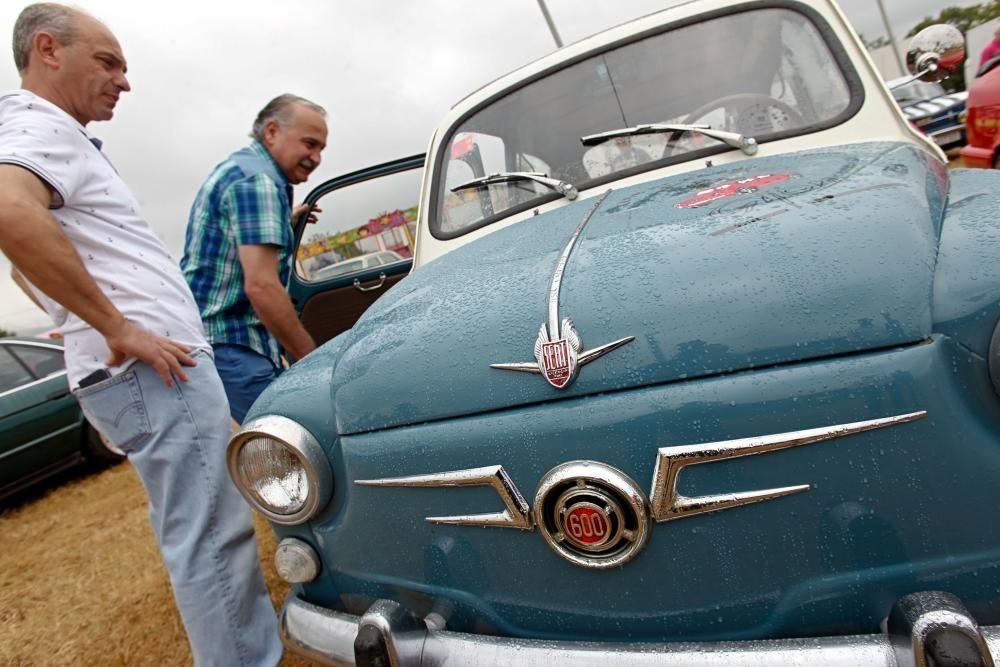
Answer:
[{"left": 289, "top": 154, "right": 424, "bottom": 346}]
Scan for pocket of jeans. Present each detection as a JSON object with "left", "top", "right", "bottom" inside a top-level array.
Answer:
[{"left": 74, "top": 370, "right": 152, "bottom": 453}]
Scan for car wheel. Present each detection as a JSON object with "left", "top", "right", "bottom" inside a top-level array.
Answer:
[
  {"left": 993, "top": 153, "right": 1000, "bottom": 169},
  {"left": 84, "top": 422, "right": 126, "bottom": 463}
]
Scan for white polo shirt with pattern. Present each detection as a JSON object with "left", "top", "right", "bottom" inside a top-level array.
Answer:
[{"left": 0, "top": 89, "right": 209, "bottom": 387}]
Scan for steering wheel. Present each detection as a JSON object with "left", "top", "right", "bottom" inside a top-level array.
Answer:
[{"left": 665, "top": 94, "right": 805, "bottom": 155}]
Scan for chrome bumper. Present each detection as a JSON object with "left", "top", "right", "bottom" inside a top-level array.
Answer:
[{"left": 280, "top": 591, "right": 999, "bottom": 667}]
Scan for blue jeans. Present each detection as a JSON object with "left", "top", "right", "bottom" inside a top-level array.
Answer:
[
  {"left": 75, "top": 351, "right": 282, "bottom": 667},
  {"left": 213, "top": 344, "right": 283, "bottom": 425}
]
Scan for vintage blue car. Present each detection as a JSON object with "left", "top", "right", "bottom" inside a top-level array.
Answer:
[{"left": 226, "top": 1, "right": 999, "bottom": 664}]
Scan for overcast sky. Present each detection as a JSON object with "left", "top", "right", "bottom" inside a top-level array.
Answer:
[{"left": 0, "top": 0, "right": 981, "bottom": 334}]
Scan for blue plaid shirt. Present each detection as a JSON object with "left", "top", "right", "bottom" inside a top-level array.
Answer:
[{"left": 180, "top": 141, "right": 294, "bottom": 366}]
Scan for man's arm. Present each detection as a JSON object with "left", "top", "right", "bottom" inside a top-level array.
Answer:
[
  {"left": 238, "top": 244, "right": 316, "bottom": 361},
  {"left": 11, "top": 267, "right": 44, "bottom": 311},
  {"left": 0, "top": 165, "right": 196, "bottom": 386}
]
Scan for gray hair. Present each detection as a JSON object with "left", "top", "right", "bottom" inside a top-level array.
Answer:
[
  {"left": 13, "top": 3, "right": 79, "bottom": 74},
  {"left": 250, "top": 94, "right": 326, "bottom": 142}
]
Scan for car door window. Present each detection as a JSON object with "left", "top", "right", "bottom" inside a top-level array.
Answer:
[
  {"left": 0, "top": 346, "right": 34, "bottom": 393},
  {"left": 296, "top": 167, "right": 422, "bottom": 282},
  {"left": 376, "top": 251, "right": 404, "bottom": 265},
  {"left": 8, "top": 344, "right": 65, "bottom": 378},
  {"left": 312, "top": 258, "right": 366, "bottom": 281}
]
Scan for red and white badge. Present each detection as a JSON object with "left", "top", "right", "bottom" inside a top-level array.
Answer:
[
  {"left": 677, "top": 173, "right": 793, "bottom": 209},
  {"left": 562, "top": 502, "right": 611, "bottom": 548},
  {"left": 541, "top": 339, "right": 574, "bottom": 388}
]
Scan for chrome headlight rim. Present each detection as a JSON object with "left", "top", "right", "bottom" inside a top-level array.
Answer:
[{"left": 226, "top": 415, "right": 332, "bottom": 525}]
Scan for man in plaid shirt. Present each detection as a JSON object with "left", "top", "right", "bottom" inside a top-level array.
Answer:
[{"left": 181, "top": 94, "right": 326, "bottom": 423}]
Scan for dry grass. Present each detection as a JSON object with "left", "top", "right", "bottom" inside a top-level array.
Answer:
[{"left": 0, "top": 463, "right": 316, "bottom": 666}]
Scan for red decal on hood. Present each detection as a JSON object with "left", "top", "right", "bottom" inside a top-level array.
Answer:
[{"left": 677, "top": 173, "right": 794, "bottom": 209}]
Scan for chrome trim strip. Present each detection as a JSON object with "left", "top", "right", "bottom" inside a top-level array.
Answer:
[
  {"left": 576, "top": 336, "right": 636, "bottom": 365},
  {"left": 487, "top": 332, "right": 637, "bottom": 375},
  {"left": 227, "top": 415, "right": 333, "bottom": 525},
  {"left": 0, "top": 339, "right": 65, "bottom": 351},
  {"left": 0, "top": 371, "right": 69, "bottom": 400},
  {"left": 0, "top": 335, "right": 69, "bottom": 398},
  {"left": 487, "top": 360, "right": 543, "bottom": 374},
  {"left": 649, "top": 411, "right": 927, "bottom": 522},
  {"left": 279, "top": 594, "right": 1000, "bottom": 667},
  {"left": 1, "top": 421, "right": 81, "bottom": 460},
  {"left": 356, "top": 465, "right": 533, "bottom": 529},
  {"left": 547, "top": 190, "right": 611, "bottom": 339},
  {"left": 490, "top": 189, "right": 634, "bottom": 386},
  {"left": 356, "top": 412, "right": 929, "bottom": 542}
]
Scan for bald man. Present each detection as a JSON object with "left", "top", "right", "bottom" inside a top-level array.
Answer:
[{"left": 0, "top": 5, "right": 281, "bottom": 664}]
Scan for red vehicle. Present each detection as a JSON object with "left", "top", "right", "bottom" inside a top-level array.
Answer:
[{"left": 960, "top": 56, "right": 1000, "bottom": 168}]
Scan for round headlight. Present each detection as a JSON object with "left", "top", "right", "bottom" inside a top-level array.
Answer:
[
  {"left": 227, "top": 416, "right": 332, "bottom": 524},
  {"left": 238, "top": 436, "right": 309, "bottom": 515}
]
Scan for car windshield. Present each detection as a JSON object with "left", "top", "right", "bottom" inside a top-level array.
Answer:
[
  {"left": 435, "top": 6, "right": 856, "bottom": 238},
  {"left": 890, "top": 80, "right": 945, "bottom": 104}
]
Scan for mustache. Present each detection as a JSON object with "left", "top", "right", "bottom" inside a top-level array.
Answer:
[{"left": 298, "top": 158, "right": 318, "bottom": 171}]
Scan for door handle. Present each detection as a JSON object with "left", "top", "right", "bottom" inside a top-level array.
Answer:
[{"left": 353, "top": 272, "right": 387, "bottom": 292}]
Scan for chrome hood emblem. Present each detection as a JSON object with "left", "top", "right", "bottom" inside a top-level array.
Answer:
[
  {"left": 491, "top": 190, "right": 634, "bottom": 389},
  {"left": 356, "top": 411, "right": 928, "bottom": 569}
]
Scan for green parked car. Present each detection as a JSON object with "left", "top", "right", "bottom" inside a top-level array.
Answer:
[{"left": 0, "top": 337, "right": 123, "bottom": 500}]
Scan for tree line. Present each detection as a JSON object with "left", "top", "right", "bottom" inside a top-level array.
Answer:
[{"left": 907, "top": 1, "right": 1000, "bottom": 38}]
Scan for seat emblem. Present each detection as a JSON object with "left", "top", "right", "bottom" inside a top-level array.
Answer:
[
  {"left": 491, "top": 190, "right": 633, "bottom": 389},
  {"left": 538, "top": 325, "right": 577, "bottom": 389}
]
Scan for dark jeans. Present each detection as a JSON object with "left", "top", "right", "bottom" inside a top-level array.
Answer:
[{"left": 213, "top": 344, "right": 283, "bottom": 424}]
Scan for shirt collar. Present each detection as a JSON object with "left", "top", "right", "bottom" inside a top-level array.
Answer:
[
  {"left": 250, "top": 140, "right": 290, "bottom": 188},
  {"left": 15, "top": 89, "right": 105, "bottom": 149}
]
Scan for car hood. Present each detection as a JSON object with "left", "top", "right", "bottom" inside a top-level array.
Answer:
[{"left": 330, "top": 142, "right": 946, "bottom": 434}]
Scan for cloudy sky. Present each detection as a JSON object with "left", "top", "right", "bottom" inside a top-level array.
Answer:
[{"left": 0, "top": 0, "right": 980, "bottom": 333}]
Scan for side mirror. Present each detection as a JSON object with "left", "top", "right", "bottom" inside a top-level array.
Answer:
[{"left": 906, "top": 24, "right": 965, "bottom": 82}]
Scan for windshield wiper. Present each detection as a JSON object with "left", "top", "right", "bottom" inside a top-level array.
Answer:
[
  {"left": 581, "top": 123, "right": 758, "bottom": 156},
  {"left": 451, "top": 171, "right": 578, "bottom": 200}
]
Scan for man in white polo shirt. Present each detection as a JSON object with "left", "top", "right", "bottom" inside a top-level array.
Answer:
[{"left": 0, "top": 5, "right": 281, "bottom": 665}]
